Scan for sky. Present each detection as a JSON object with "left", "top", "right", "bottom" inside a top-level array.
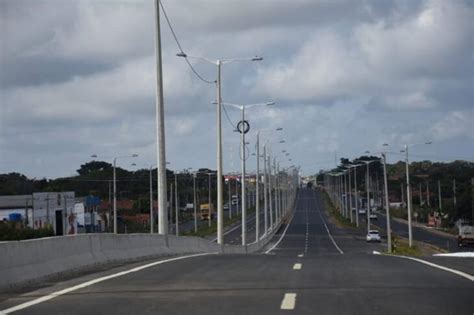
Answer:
[{"left": 0, "top": 0, "right": 473, "bottom": 179}]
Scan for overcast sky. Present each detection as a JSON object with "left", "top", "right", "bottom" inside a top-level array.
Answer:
[{"left": 1, "top": 0, "right": 473, "bottom": 179}]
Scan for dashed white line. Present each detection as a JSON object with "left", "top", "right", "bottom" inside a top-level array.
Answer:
[
  {"left": 298, "top": 254, "right": 304, "bottom": 258},
  {"left": 281, "top": 293, "right": 297, "bottom": 310},
  {"left": 293, "top": 263, "right": 302, "bottom": 270}
]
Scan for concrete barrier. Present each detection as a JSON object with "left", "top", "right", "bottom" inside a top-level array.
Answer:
[
  {"left": 0, "top": 233, "right": 223, "bottom": 290},
  {"left": 0, "top": 198, "right": 296, "bottom": 291}
]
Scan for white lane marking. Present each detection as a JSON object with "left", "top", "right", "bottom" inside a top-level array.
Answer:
[
  {"left": 281, "top": 293, "right": 297, "bottom": 310},
  {"left": 298, "top": 254, "right": 304, "bottom": 258},
  {"left": 323, "top": 223, "right": 344, "bottom": 254},
  {"left": 293, "top": 263, "right": 302, "bottom": 270},
  {"left": 391, "top": 254, "right": 474, "bottom": 282},
  {"left": 211, "top": 216, "right": 255, "bottom": 242},
  {"left": 0, "top": 252, "right": 218, "bottom": 314},
  {"left": 265, "top": 212, "right": 295, "bottom": 254}
]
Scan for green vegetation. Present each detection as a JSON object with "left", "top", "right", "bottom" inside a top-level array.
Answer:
[
  {"left": 389, "top": 235, "right": 421, "bottom": 256},
  {"left": 321, "top": 190, "right": 356, "bottom": 229},
  {"left": 0, "top": 221, "right": 54, "bottom": 241},
  {"left": 317, "top": 157, "right": 474, "bottom": 227},
  {"left": 183, "top": 206, "right": 255, "bottom": 238}
]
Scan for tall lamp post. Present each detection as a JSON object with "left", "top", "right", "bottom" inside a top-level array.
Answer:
[
  {"left": 400, "top": 141, "right": 431, "bottom": 247},
  {"left": 381, "top": 143, "right": 392, "bottom": 252},
  {"left": 92, "top": 154, "right": 138, "bottom": 234},
  {"left": 177, "top": 53, "right": 263, "bottom": 245},
  {"left": 220, "top": 101, "right": 275, "bottom": 245},
  {"left": 362, "top": 155, "right": 379, "bottom": 235}
]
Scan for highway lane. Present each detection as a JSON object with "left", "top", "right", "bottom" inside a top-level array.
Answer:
[
  {"left": 1, "top": 188, "right": 472, "bottom": 314},
  {"left": 369, "top": 212, "right": 463, "bottom": 252}
]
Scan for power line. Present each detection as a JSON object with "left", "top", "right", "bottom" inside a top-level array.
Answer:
[
  {"left": 222, "top": 103, "right": 237, "bottom": 129},
  {"left": 159, "top": 1, "right": 216, "bottom": 84}
]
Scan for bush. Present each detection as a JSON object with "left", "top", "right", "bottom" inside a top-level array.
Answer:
[{"left": 0, "top": 221, "right": 54, "bottom": 241}]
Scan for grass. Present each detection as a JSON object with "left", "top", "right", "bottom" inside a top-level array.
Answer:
[
  {"left": 388, "top": 235, "right": 422, "bottom": 256},
  {"left": 321, "top": 191, "right": 357, "bottom": 229},
  {"left": 182, "top": 206, "right": 255, "bottom": 238}
]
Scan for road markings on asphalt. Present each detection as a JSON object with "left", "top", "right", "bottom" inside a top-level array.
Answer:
[
  {"left": 314, "top": 195, "right": 344, "bottom": 254},
  {"left": 281, "top": 293, "right": 297, "bottom": 310},
  {"left": 211, "top": 215, "right": 255, "bottom": 242},
  {"left": 0, "top": 252, "right": 218, "bottom": 314},
  {"left": 298, "top": 254, "right": 304, "bottom": 258},
  {"left": 265, "top": 211, "right": 295, "bottom": 254},
  {"left": 390, "top": 254, "right": 474, "bottom": 282},
  {"left": 293, "top": 263, "right": 302, "bottom": 270}
]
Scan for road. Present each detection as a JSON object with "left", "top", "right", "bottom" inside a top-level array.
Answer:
[
  {"left": 1, "top": 188, "right": 472, "bottom": 314},
  {"left": 366, "top": 212, "right": 464, "bottom": 252}
]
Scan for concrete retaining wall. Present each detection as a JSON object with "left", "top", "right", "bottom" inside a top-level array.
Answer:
[
  {"left": 0, "top": 195, "right": 296, "bottom": 291},
  {"left": 0, "top": 234, "right": 221, "bottom": 290}
]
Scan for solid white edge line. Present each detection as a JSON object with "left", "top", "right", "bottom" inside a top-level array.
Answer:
[
  {"left": 280, "top": 293, "right": 297, "bottom": 310},
  {"left": 211, "top": 215, "right": 256, "bottom": 242},
  {"left": 264, "top": 212, "right": 295, "bottom": 254},
  {"left": 0, "top": 252, "right": 218, "bottom": 314},
  {"left": 390, "top": 254, "right": 474, "bottom": 282},
  {"left": 314, "top": 190, "right": 344, "bottom": 254}
]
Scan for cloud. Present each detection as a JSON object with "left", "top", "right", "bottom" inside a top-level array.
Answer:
[{"left": 1, "top": 0, "right": 473, "bottom": 178}]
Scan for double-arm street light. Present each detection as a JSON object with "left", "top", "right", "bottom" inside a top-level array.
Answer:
[
  {"left": 177, "top": 52, "right": 263, "bottom": 245},
  {"left": 220, "top": 101, "right": 275, "bottom": 245},
  {"left": 91, "top": 153, "right": 138, "bottom": 234}
]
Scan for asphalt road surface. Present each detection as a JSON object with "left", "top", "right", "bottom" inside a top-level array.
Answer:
[{"left": 1, "top": 188, "right": 472, "bottom": 314}]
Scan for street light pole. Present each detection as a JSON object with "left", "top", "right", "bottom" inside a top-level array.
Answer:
[
  {"left": 240, "top": 106, "right": 247, "bottom": 246},
  {"left": 174, "top": 172, "right": 179, "bottom": 236},
  {"left": 404, "top": 144, "right": 413, "bottom": 247},
  {"left": 193, "top": 172, "right": 197, "bottom": 233},
  {"left": 263, "top": 144, "right": 268, "bottom": 235},
  {"left": 149, "top": 166, "right": 153, "bottom": 234},
  {"left": 113, "top": 158, "right": 117, "bottom": 234},
  {"left": 177, "top": 53, "right": 263, "bottom": 245},
  {"left": 154, "top": 0, "right": 168, "bottom": 236},
  {"left": 256, "top": 131, "right": 260, "bottom": 243},
  {"left": 382, "top": 152, "right": 392, "bottom": 253}
]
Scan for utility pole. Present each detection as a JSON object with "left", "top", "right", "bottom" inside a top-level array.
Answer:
[
  {"left": 228, "top": 179, "right": 232, "bottom": 219},
  {"left": 150, "top": 166, "right": 153, "bottom": 234},
  {"left": 174, "top": 173, "right": 178, "bottom": 236},
  {"left": 154, "top": 0, "right": 168, "bottom": 236},
  {"left": 169, "top": 183, "right": 173, "bottom": 233},
  {"left": 348, "top": 168, "right": 353, "bottom": 223},
  {"left": 426, "top": 180, "right": 430, "bottom": 207},
  {"left": 354, "top": 167, "right": 359, "bottom": 227},
  {"left": 419, "top": 182, "right": 423, "bottom": 206},
  {"left": 382, "top": 153, "right": 392, "bottom": 253},
  {"left": 453, "top": 179, "right": 457, "bottom": 207},
  {"left": 193, "top": 173, "right": 197, "bottom": 233},
  {"left": 241, "top": 106, "right": 247, "bottom": 246},
  {"left": 263, "top": 145, "right": 268, "bottom": 235},
  {"left": 438, "top": 180, "right": 442, "bottom": 210},
  {"left": 208, "top": 173, "right": 212, "bottom": 228},
  {"left": 256, "top": 132, "right": 260, "bottom": 243}
]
